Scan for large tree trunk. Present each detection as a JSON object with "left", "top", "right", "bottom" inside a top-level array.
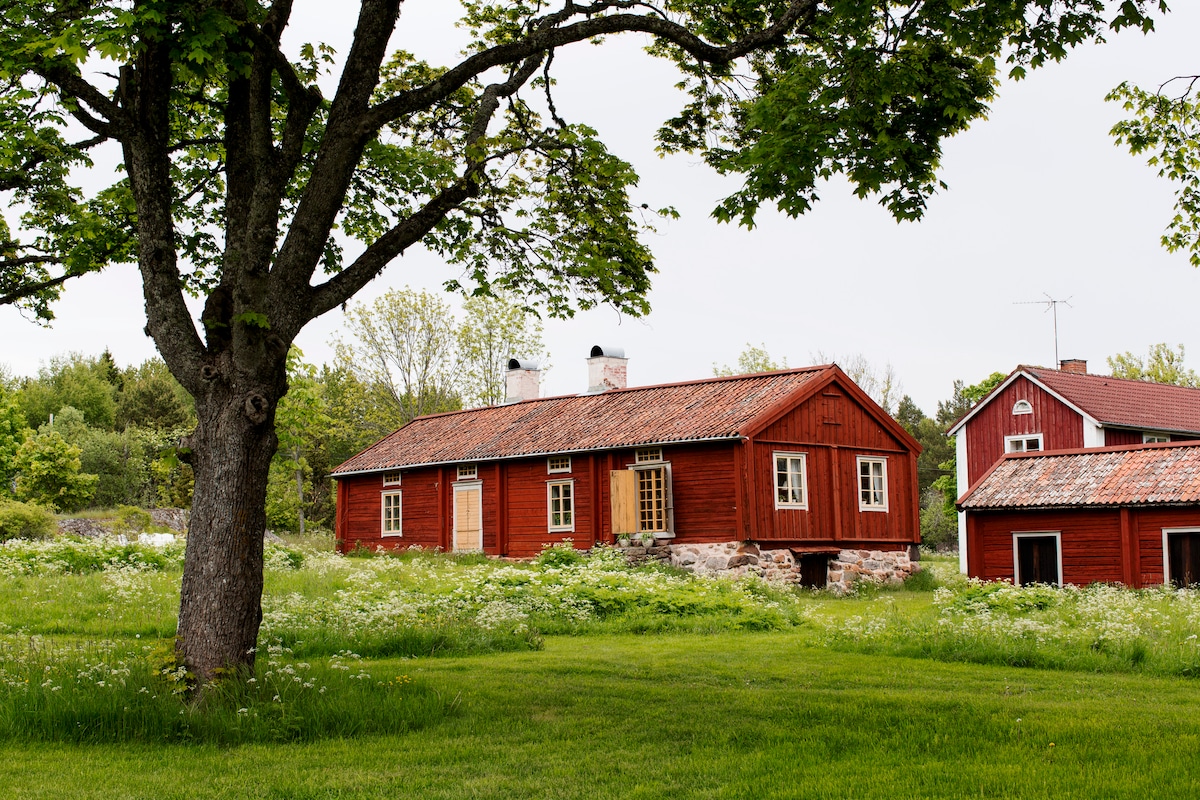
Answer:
[{"left": 176, "top": 385, "right": 279, "bottom": 682}]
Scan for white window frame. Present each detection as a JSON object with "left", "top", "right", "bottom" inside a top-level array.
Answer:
[
  {"left": 1162, "top": 527, "right": 1200, "bottom": 587},
  {"left": 457, "top": 463, "right": 478, "bottom": 480},
  {"left": 382, "top": 470, "right": 401, "bottom": 487},
  {"left": 773, "top": 452, "right": 808, "bottom": 510},
  {"left": 547, "top": 479, "right": 576, "bottom": 532},
  {"left": 1144, "top": 432, "right": 1170, "bottom": 444},
  {"left": 856, "top": 456, "right": 888, "bottom": 512},
  {"left": 630, "top": 463, "right": 672, "bottom": 534},
  {"left": 1012, "top": 531, "right": 1062, "bottom": 587},
  {"left": 635, "top": 447, "right": 663, "bottom": 463},
  {"left": 1005, "top": 433, "right": 1044, "bottom": 453},
  {"left": 547, "top": 455, "right": 572, "bottom": 474},
  {"left": 1012, "top": 399, "right": 1033, "bottom": 416},
  {"left": 381, "top": 490, "right": 402, "bottom": 537}
]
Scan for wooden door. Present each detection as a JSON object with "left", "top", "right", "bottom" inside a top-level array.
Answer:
[
  {"left": 1167, "top": 532, "right": 1200, "bottom": 588},
  {"left": 454, "top": 483, "right": 482, "bottom": 551},
  {"left": 1015, "top": 535, "right": 1059, "bottom": 586}
]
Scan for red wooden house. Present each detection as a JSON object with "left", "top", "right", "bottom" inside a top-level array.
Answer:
[
  {"left": 947, "top": 359, "right": 1200, "bottom": 572},
  {"left": 958, "top": 442, "right": 1200, "bottom": 587},
  {"left": 332, "top": 355, "right": 922, "bottom": 587}
]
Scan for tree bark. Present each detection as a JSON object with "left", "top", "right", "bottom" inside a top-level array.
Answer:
[{"left": 176, "top": 380, "right": 279, "bottom": 682}]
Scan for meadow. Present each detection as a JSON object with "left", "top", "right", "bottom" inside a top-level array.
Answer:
[{"left": 3, "top": 537, "right": 1200, "bottom": 798}]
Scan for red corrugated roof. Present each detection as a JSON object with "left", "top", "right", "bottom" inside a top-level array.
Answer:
[
  {"left": 1024, "top": 366, "right": 1200, "bottom": 435},
  {"left": 332, "top": 367, "right": 832, "bottom": 475},
  {"left": 960, "top": 443, "right": 1200, "bottom": 509}
]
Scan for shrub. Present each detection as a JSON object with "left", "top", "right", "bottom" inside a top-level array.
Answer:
[
  {"left": 0, "top": 499, "right": 56, "bottom": 541},
  {"left": 535, "top": 539, "right": 585, "bottom": 568}
]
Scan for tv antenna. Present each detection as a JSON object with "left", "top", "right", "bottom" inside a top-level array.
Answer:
[{"left": 1015, "top": 294, "right": 1073, "bottom": 366}]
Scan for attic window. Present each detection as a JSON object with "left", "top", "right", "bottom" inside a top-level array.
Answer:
[
  {"left": 1144, "top": 432, "right": 1170, "bottom": 444},
  {"left": 457, "top": 464, "right": 478, "bottom": 480},
  {"left": 547, "top": 455, "right": 572, "bottom": 473},
  {"left": 1012, "top": 400, "right": 1033, "bottom": 416},
  {"left": 382, "top": 471, "right": 401, "bottom": 486},
  {"left": 635, "top": 448, "right": 663, "bottom": 463}
]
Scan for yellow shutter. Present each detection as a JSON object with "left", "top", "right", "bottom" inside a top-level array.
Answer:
[
  {"left": 610, "top": 470, "right": 638, "bottom": 535},
  {"left": 454, "top": 487, "right": 482, "bottom": 550}
]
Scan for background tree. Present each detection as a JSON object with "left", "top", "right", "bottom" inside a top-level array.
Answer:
[
  {"left": 457, "top": 293, "right": 546, "bottom": 408},
  {"left": 811, "top": 350, "right": 901, "bottom": 414},
  {"left": 16, "top": 353, "right": 119, "bottom": 429},
  {"left": 713, "top": 343, "right": 787, "bottom": 377},
  {"left": 1107, "top": 343, "right": 1199, "bottom": 387},
  {"left": 11, "top": 427, "right": 97, "bottom": 512},
  {"left": 116, "top": 358, "right": 195, "bottom": 431},
  {"left": 0, "top": 0, "right": 1164, "bottom": 684},
  {"left": 336, "top": 289, "right": 462, "bottom": 425},
  {"left": 268, "top": 349, "right": 331, "bottom": 535},
  {"left": 895, "top": 395, "right": 954, "bottom": 495},
  {"left": 931, "top": 371, "right": 1008, "bottom": 514},
  {"left": 1110, "top": 76, "right": 1200, "bottom": 267},
  {"left": 0, "top": 386, "right": 27, "bottom": 497}
]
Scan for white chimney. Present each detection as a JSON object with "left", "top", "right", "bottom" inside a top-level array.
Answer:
[
  {"left": 587, "top": 345, "right": 628, "bottom": 393},
  {"left": 505, "top": 358, "right": 541, "bottom": 403}
]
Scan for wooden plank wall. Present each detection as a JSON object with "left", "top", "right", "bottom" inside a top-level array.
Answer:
[
  {"left": 967, "top": 507, "right": 1200, "bottom": 586},
  {"left": 747, "top": 379, "right": 919, "bottom": 546},
  {"left": 964, "top": 376, "right": 1083, "bottom": 485}
]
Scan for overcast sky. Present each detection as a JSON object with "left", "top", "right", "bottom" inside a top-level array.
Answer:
[{"left": 2, "top": 2, "right": 1196, "bottom": 416}]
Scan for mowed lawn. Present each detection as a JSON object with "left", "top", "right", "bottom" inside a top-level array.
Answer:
[{"left": 6, "top": 630, "right": 1200, "bottom": 799}]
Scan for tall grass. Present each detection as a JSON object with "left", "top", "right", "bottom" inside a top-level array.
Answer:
[{"left": 0, "top": 636, "right": 449, "bottom": 744}]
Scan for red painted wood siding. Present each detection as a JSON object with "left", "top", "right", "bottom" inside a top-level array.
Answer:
[
  {"left": 964, "top": 376, "right": 1083, "bottom": 486},
  {"left": 336, "top": 469, "right": 444, "bottom": 552},
  {"left": 502, "top": 456, "right": 595, "bottom": 558},
  {"left": 967, "top": 507, "right": 1200, "bottom": 586},
  {"left": 748, "top": 379, "right": 919, "bottom": 546}
]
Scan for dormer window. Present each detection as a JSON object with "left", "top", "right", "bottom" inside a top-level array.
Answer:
[{"left": 1012, "top": 400, "right": 1033, "bottom": 416}]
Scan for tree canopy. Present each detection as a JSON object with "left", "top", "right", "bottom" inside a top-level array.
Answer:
[
  {"left": 0, "top": 0, "right": 1167, "bottom": 685},
  {"left": 1110, "top": 75, "right": 1200, "bottom": 267}
]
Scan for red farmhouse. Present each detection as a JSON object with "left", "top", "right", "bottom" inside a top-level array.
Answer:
[
  {"left": 947, "top": 360, "right": 1200, "bottom": 572},
  {"left": 959, "top": 442, "right": 1200, "bottom": 588},
  {"left": 332, "top": 353, "right": 922, "bottom": 588}
]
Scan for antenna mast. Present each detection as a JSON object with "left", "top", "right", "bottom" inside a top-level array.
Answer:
[{"left": 1015, "top": 293, "right": 1073, "bottom": 365}]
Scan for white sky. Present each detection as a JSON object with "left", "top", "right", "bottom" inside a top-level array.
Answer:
[{"left": 1, "top": 2, "right": 1196, "bottom": 416}]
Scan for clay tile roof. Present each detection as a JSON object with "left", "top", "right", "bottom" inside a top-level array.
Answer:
[
  {"left": 1024, "top": 366, "right": 1200, "bottom": 436},
  {"left": 960, "top": 443, "right": 1200, "bottom": 510},
  {"left": 332, "top": 367, "right": 831, "bottom": 475}
]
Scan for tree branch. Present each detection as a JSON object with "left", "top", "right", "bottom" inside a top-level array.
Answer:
[{"left": 367, "top": 1, "right": 815, "bottom": 130}]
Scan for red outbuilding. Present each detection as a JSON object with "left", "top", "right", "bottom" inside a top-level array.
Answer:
[
  {"left": 331, "top": 352, "right": 923, "bottom": 588},
  {"left": 958, "top": 442, "right": 1200, "bottom": 587},
  {"left": 947, "top": 360, "right": 1200, "bottom": 572}
]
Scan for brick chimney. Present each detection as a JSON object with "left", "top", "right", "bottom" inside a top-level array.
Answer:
[
  {"left": 586, "top": 345, "right": 628, "bottom": 393},
  {"left": 1059, "top": 359, "right": 1088, "bottom": 375},
  {"left": 504, "top": 358, "right": 540, "bottom": 403}
]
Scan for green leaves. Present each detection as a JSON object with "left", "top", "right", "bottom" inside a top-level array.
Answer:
[{"left": 1109, "top": 78, "right": 1200, "bottom": 268}]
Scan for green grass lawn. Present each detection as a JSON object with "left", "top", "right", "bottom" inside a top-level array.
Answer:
[
  {"left": 5, "top": 632, "right": 1200, "bottom": 799},
  {"left": 4, "top": 543, "right": 1200, "bottom": 798}
]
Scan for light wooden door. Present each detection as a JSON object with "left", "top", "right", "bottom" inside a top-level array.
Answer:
[{"left": 453, "top": 484, "right": 482, "bottom": 551}]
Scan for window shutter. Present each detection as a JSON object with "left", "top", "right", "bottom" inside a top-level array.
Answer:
[{"left": 610, "top": 470, "right": 638, "bottom": 535}]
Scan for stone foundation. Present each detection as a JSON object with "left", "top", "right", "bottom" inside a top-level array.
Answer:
[{"left": 665, "top": 541, "right": 917, "bottom": 592}]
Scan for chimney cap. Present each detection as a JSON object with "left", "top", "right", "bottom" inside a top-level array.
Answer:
[
  {"left": 589, "top": 345, "right": 625, "bottom": 359},
  {"left": 507, "top": 358, "right": 540, "bottom": 371}
]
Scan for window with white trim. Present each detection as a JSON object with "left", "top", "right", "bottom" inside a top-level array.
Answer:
[
  {"left": 547, "top": 480, "right": 575, "bottom": 531},
  {"left": 1005, "top": 434, "right": 1043, "bottom": 453},
  {"left": 636, "top": 447, "right": 663, "bottom": 463},
  {"left": 857, "top": 457, "right": 888, "bottom": 511},
  {"left": 457, "top": 464, "right": 478, "bottom": 480},
  {"left": 636, "top": 465, "right": 669, "bottom": 532},
  {"left": 1012, "top": 400, "right": 1033, "bottom": 415},
  {"left": 1144, "top": 432, "right": 1170, "bottom": 444},
  {"left": 383, "top": 471, "right": 401, "bottom": 486},
  {"left": 774, "top": 452, "right": 808, "bottom": 509},
  {"left": 381, "top": 491, "right": 402, "bottom": 536},
  {"left": 548, "top": 455, "right": 572, "bottom": 473}
]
